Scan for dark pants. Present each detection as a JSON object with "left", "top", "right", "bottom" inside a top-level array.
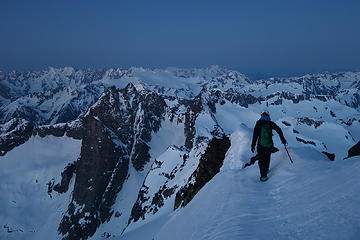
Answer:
[{"left": 257, "top": 146, "right": 272, "bottom": 178}]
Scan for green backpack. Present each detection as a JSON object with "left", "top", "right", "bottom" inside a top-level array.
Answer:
[{"left": 260, "top": 123, "right": 272, "bottom": 147}]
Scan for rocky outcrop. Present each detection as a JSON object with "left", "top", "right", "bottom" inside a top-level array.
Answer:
[
  {"left": 296, "top": 137, "right": 316, "bottom": 146},
  {"left": 58, "top": 116, "right": 129, "bottom": 240},
  {"left": 297, "top": 117, "right": 323, "bottom": 128},
  {"left": 346, "top": 141, "right": 360, "bottom": 159},
  {"left": 184, "top": 95, "right": 203, "bottom": 149},
  {"left": 223, "top": 91, "right": 258, "bottom": 107},
  {"left": 322, "top": 151, "right": 335, "bottom": 161},
  {"left": 53, "top": 162, "right": 77, "bottom": 194},
  {"left": 174, "top": 136, "right": 231, "bottom": 209},
  {"left": 0, "top": 118, "right": 34, "bottom": 156},
  {"left": 34, "top": 119, "right": 84, "bottom": 140},
  {"left": 58, "top": 84, "right": 167, "bottom": 240},
  {"left": 128, "top": 186, "right": 150, "bottom": 223},
  {"left": 35, "top": 124, "right": 67, "bottom": 137},
  {"left": 87, "top": 84, "right": 166, "bottom": 171},
  {"left": 0, "top": 118, "right": 84, "bottom": 157},
  {"left": 339, "top": 118, "right": 360, "bottom": 126},
  {"left": 127, "top": 146, "right": 188, "bottom": 225}
]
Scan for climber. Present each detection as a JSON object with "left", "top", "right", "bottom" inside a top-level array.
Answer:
[{"left": 250, "top": 111, "right": 287, "bottom": 182}]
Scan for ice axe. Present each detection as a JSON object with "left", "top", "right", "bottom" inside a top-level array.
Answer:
[{"left": 284, "top": 144, "right": 294, "bottom": 163}]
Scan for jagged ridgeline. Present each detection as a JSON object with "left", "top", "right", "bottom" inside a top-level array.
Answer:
[{"left": 0, "top": 66, "right": 359, "bottom": 240}]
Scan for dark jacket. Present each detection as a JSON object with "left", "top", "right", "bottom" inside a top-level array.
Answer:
[{"left": 251, "top": 119, "right": 286, "bottom": 152}]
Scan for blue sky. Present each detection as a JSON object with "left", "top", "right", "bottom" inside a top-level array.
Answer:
[{"left": 1, "top": 0, "right": 360, "bottom": 77}]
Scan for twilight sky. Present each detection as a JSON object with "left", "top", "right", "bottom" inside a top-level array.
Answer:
[{"left": 1, "top": 0, "right": 360, "bottom": 78}]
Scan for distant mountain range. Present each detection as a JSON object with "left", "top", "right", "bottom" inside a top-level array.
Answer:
[{"left": 0, "top": 66, "right": 359, "bottom": 126}]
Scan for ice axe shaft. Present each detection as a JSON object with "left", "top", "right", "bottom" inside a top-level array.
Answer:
[{"left": 284, "top": 144, "right": 294, "bottom": 163}]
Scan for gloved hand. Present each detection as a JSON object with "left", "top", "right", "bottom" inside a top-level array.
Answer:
[
  {"left": 251, "top": 145, "right": 255, "bottom": 153},
  {"left": 281, "top": 137, "right": 287, "bottom": 145}
]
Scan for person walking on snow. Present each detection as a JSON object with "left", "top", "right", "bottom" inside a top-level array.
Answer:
[{"left": 251, "top": 111, "right": 287, "bottom": 182}]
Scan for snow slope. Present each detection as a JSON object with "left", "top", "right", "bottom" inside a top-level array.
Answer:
[
  {"left": 0, "top": 136, "right": 80, "bottom": 240},
  {"left": 122, "top": 127, "right": 360, "bottom": 240}
]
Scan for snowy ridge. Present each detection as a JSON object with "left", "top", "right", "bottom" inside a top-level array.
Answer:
[
  {"left": 119, "top": 99, "right": 360, "bottom": 239},
  {"left": 155, "top": 139, "right": 360, "bottom": 240}
]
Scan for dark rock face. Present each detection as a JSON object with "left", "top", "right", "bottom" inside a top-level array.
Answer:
[
  {"left": 58, "top": 84, "right": 167, "bottom": 240},
  {"left": 127, "top": 146, "right": 188, "bottom": 225},
  {"left": 34, "top": 119, "right": 84, "bottom": 140},
  {"left": 297, "top": 117, "right": 323, "bottom": 128},
  {"left": 174, "top": 136, "right": 231, "bottom": 209},
  {"left": 282, "top": 121, "right": 291, "bottom": 126},
  {"left": 53, "top": 162, "right": 77, "bottom": 194},
  {"left": 151, "top": 186, "right": 177, "bottom": 212},
  {"left": 129, "top": 183, "right": 177, "bottom": 223},
  {"left": 296, "top": 137, "right": 316, "bottom": 146},
  {"left": 128, "top": 186, "right": 150, "bottom": 223},
  {"left": 339, "top": 118, "right": 360, "bottom": 126},
  {"left": 59, "top": 116, "right": 129, "bottom": 239},
  {"left": 330, "top": 110, "right": 337, "bottom": 118},
  {"left": 0, "top": 118, "right": 34, "bottom": 156},
  {"left": 347, "top": 141, "right": 360, "bottom": 158},
  {"left": 264, "top": 92, "right": 306, "bottom": 104},
  {"left": 184, "top": 95, "right": 203, "bottom": 149},
  {"left": 35, "top": 124, "right": 67, "bottom": 137},
  {"left": 65, "top": 120, "right": 85, "bottom": 140},
  {"left": 58, "top": 115, "right": 129, "bottom": 240},
  {"left": 224, "top": 91, "right": 258, "bottom": 107},
  {"left": 87, "top": 85, "right": 166, "bottom": 171},
  {"left": 322, "top": 151, "right": 335, "bottom": 161}
]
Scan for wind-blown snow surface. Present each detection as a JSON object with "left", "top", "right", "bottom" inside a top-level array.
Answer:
[
  {"left": 0, "top": 136, "right": 81, "bottom": 240},
  {"left": 122, "top": 128, "right": 360, "bottom": 240}
]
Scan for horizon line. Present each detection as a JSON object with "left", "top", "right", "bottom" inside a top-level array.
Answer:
[{"left": 1, "top": 65, "right": 359, "bottom": 80}]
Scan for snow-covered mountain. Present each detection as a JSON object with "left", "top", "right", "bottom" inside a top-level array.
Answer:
[
  {"left": 0, "top": 66, "right": 359, "bottom": 240},
  {"left": 0, "top": 66, "right": 251, "bottom": 125},
  {"left": 1, "top": 66, "right": 358, "bottom": 126}
]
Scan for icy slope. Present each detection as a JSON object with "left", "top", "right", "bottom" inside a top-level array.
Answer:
[
  {"left": 0, "top": 136, "right": 80, "bottom": 240},
  {"left": 129, "top": 128, "right": 360, "bottom": 240}
]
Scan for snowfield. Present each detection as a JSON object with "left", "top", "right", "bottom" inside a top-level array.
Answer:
[{"left": 0, "top": 136, "right": 81, "bottom": 240}]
